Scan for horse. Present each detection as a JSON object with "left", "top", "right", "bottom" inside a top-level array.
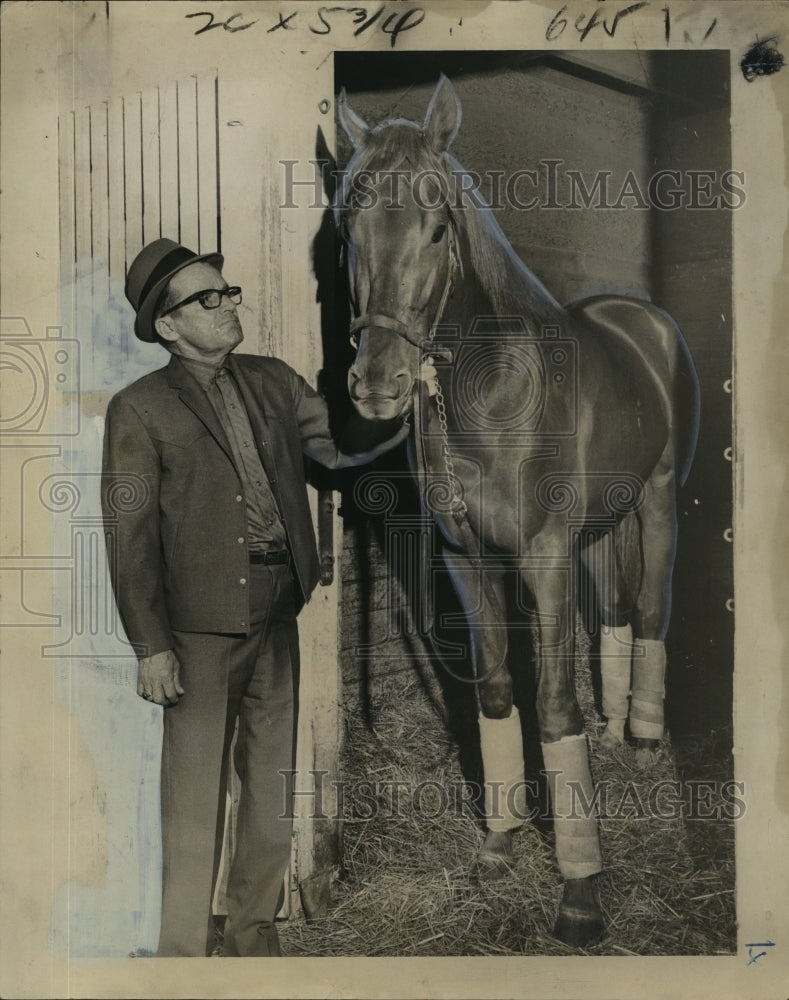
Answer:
[{"left": 335, "top": 75, "right": 699, "bottom": 946}]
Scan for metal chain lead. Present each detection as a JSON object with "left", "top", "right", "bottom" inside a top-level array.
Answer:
[{"left": 430, "top": 365, "right": 468, "bottom": 525}]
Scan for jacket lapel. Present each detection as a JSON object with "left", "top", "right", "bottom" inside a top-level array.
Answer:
[{"left": 166, "top": 354, "right": 236, "bottom": 467}]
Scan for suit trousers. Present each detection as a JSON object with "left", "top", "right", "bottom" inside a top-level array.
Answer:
[{"left": 156, "top": 561, "right": 299, "bottom": 957}]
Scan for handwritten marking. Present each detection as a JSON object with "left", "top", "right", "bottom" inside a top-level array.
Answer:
[
  {"left": 662, "top": 5, "right": 716, "bottom": 44},
  {"left": 380, "top": 8, "right": 425, "bottom": 45},
  {"left": 188, "top": 6, "right": 425, "bottom": 48},
  {"left": 268, "top": 10, "right": 298, "bottom": 32},
  {"left": 353, "top": 5, "right": 385, "bottom": 36},
  {"left": 548, "top": 4, "right": 716, "bottom": 45},
  {"left": 186, "top": 11, "right": 257, "bottom": 34},
  {"left": 547, "top": 2, "right": 648, "bottom": 42},
  {"left": 745, "top": 940, "right": 775, "bottom": 966}
]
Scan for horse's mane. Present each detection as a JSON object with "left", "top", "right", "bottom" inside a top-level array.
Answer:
[{"left": 337, "top": 120, "right": 567, "bottom": 329}]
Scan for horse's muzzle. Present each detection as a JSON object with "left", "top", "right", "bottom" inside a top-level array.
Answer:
[
  {"left": 349, "top": 385, "right": 413, "bottom": 422},
  {"left": 348, "top": 351, "right": 414, "bottom": 419}
]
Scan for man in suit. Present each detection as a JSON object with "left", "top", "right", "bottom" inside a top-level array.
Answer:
[{"left": 102, "top": 238, "right": 408, "bottom": 957}]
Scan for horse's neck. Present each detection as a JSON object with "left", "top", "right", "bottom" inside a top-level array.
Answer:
[
  {"left": 449, "top": 223, "right": 566, "bottom": 335},
  {"left": 444, "top": 251, "right": 494, "bottom": 329}
]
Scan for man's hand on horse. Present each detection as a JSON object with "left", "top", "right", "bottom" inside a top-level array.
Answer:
[
  {"left": 418, "top": 356, "right": 439, "bottom": 396},
  {"left": 137, "top": 649, "right": 185, "bottom": 706}
]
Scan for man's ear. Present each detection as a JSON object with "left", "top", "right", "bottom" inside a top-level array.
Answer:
[{"left": 154, "top": 315, "right": 178, "bottom": 343}]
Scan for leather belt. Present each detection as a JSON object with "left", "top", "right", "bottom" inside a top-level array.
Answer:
[{"left": 249, "top": 549, "right": 290, "bottom": 565}]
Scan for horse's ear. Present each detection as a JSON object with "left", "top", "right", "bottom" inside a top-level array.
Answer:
[
  {"left": 423, "top": 74, "right": 461, "bottom": 154},
  {"left": 338, "top": 88, "right": 370, "bottom": 149}
]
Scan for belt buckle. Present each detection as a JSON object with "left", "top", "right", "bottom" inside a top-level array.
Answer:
[{"left": 250, "top": 548, "right": 288, "bottom": 566}]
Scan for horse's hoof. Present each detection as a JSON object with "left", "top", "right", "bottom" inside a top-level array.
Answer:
[
  {"left": 633, "top": 737, "right": 661, "bottom": 767},
  {"left": 633, "top": 737, "right": 661, "bottom": 750},
  {"left": 553, "top": 878, "right": 604, "bottom": 948},
  {"left": 474, "top": 829, "right": 515, "bottom": 880},
  {"left": 600, "top": 720, "right": 625, "bottom": 747},
  {"left": 554, "top": 908, "right": 605, "bottom": 947}
]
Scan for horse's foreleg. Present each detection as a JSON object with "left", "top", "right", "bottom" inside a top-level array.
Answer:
[
  {"left": 442, "top": 549, "right": 526, "bottom": 871},
  {"left": 526, "top": 558, "right": 604, "bottom": 946},
  {"left": 630, "top": 458, "right": 677, "bottom": 751}
]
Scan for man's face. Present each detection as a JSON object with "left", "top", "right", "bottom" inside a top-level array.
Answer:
[{"left": 155, "top": 261, "right": 243, "bottom": 362}]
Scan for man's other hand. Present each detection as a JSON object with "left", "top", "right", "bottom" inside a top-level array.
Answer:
[{"left": 137, "top": 649, "right": 185, "bottom": 706}]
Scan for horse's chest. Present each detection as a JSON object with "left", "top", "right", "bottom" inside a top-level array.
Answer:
[{"left": 412, "top": 403, "right": 552, "bottom": 550}]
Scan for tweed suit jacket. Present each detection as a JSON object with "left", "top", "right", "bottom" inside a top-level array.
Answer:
[{"left": 102, "top": 351, "right": 401, "bottom": 658}]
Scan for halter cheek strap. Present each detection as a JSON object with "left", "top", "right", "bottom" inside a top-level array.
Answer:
[{"left": 347, "top": 222, "right": 461, "bottom": 350}]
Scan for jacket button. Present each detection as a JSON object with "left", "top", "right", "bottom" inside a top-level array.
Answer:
[
  {"left": 235, "top": 495, "right": 243, "bottom": 502},
  {"left": 238, "top": 537, "right": 245, "bottom": 544},
  {"left": 240, "top": 578, "right": 246, "bottom": 586}
]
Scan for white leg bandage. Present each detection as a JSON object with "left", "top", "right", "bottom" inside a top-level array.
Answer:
[
  {"left": 600, "top": 624, "right": 633, "bottom": 724},
  {"left": 478, "top": 708, "right": 527, "bottom": 832},
  {"left": 542, "top": 734, "right": 603, "bottom": 880},
  {"left": 629, "top": 639, "right": 666, "bottom": 740}
]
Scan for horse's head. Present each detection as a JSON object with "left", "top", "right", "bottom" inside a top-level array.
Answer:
[{"left": 336, "top": 76, "right": 463, "bottom": 421}]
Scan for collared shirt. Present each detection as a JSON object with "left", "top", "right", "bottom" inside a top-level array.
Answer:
[{"left": 180, "top": 354, "right": 287, "bottom": 553}]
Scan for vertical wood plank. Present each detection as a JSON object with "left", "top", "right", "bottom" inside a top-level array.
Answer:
[
  {"left": 158, "top": 83, "right": 180, "bottom": 243},
  {"left": 260, "top": 64, "right": 343, "bottom": 912},
  {"left": 176, "top": 76, "right": 199, "bottom": 251},
  {"left": 90, "top": 100, "right": 110, "bottom": 277},
  {"left": 106, "top": 97, "right": 126, "bottom": 282},
  {"left": 73, "top": 105, "right": 93, "bottom": 267},
  {"left": 122, "top": 93, "right": 143, "bottom": 268},
  {"left": 141, "top": 88, "right": 161, "bottom": 246},
  {"left": 196, "top": 72, "right": 218, "bottom": 254},
  {"left": 214, "top": 74, "right": 222, "bottom": 255},
  {"left": 57, "top": 111, "right": 75, "bottom": 294}
]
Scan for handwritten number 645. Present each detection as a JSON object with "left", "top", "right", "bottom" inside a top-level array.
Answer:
[{"left": 546, "top": 2, "right": 649, "bottom": 42}]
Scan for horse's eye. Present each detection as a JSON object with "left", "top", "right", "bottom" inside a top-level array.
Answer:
[{"left": 431, "top": 224, "right": 447, "bottom": 244}]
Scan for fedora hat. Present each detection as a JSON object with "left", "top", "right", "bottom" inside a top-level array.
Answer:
[{"left": 125, "top": 238, "right": 224, "bottom": 343}]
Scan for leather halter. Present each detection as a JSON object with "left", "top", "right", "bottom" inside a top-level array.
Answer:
[{"left": 347, "top": 221, "right": 462, "bottom": 352}]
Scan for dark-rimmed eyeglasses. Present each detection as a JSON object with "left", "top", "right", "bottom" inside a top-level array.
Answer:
[{"left": 160, "top": 286, "right": 242, "bottom": 316}]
